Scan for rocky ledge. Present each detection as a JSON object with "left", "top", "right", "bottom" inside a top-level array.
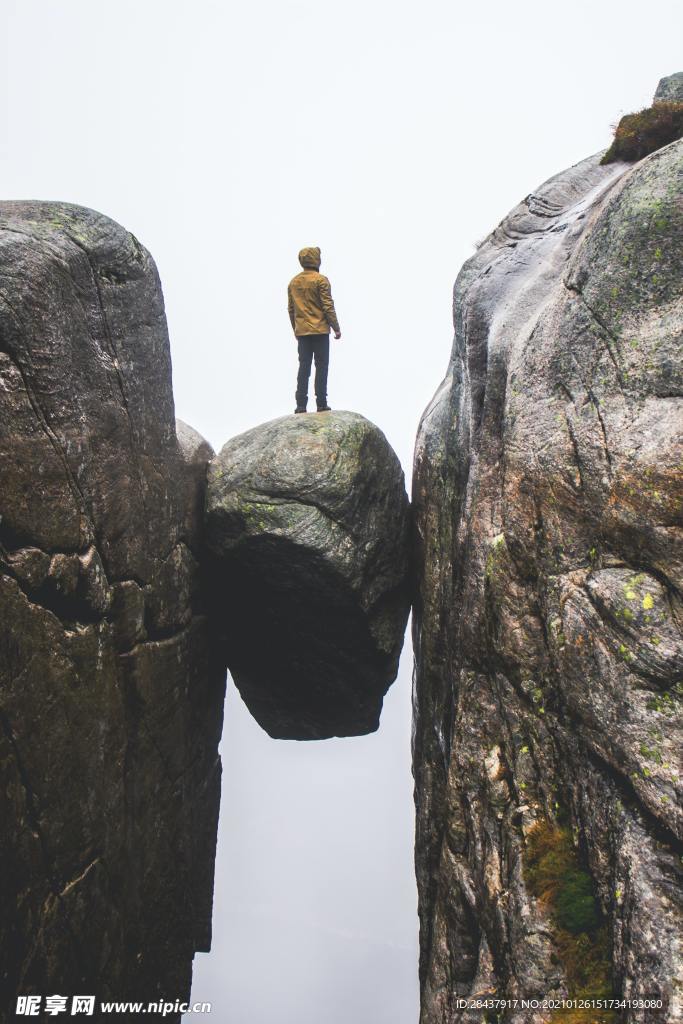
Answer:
[{"left": 205, "top": 411, "right": 411, "bottom": 740}]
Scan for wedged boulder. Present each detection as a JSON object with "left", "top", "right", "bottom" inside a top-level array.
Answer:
[{"left": 205, "top": 411, "right": 411, "bottom": 739}]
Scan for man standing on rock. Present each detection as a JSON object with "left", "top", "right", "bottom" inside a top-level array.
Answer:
[{"left": 287, "top": 246, "right": 341, "bottom": 413}]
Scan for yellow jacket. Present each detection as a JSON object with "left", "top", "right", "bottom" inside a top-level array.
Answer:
[{"left": 288, "top": 246, "right": 340, "bottom": 336}]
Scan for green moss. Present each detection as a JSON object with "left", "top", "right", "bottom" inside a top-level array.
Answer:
[
  {"left": 640, "top": 743, "right": 663, "bottom": 765},
  {"left": 524, "top": 822, "right": 615, "bottom": 1019},
  {"left": 526, "top": 824, "right": 601, "bottom": 935},
  {"left": 237, "top": 499, "right": 285, "bottom": 534},
  {"left": 617, "top": 643, "right": 633, "bottom": 662},
  {"left": 646, "top": 686, "right": 680, "bottom": 714},
  {"left": 485, "top": 533, "right": 507, "bottom": 582},
  {"left": 555, "top": 871, "right": 600, "bottom": 933},
  {"left": 601, "top": 102, "right": 683, "bottom": 163}
]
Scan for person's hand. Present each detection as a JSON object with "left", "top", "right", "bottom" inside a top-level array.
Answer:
[{"left": 334, "top": 330, "right": 341, "bottom": 340}]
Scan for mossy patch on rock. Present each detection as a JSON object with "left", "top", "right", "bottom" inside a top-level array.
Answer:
[
  {"left": 524, "top": 821, "right": 616, "bottom": 1022},
  {"left": 601, "top": 102, "right": 683, "bottom": 164}
]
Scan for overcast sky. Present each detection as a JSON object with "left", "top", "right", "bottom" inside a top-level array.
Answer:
[{"left": 2, "top": 1, "right": 681, "bottom": 1021}]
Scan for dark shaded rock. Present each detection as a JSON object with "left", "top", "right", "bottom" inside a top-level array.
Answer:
[
  {"left": 143, "top": 541, "right": 198, "bottom": 636},
  {"left": 413, "top": 140, "right": 682, "bottom": 1021},
  {"left": 7, "top": 546, "right": 51, "bottom": 590},
  {"left": 654, "top": 71, "right": 683, "bottom": 104},
  {"left": 205, "top": 411, "right": 411, "bottom": 740},
  {"left": 44, "top": 546, "right": 113, "bottom": 620},
  {"left": 0, "top": 202, "right": 225, "bottom": 1018},
  {"left": 110, "top": 579, "right": 147, "bottom": 652},
  {"left": 176, "top": 418, "right": 215, "bottom": 553}
]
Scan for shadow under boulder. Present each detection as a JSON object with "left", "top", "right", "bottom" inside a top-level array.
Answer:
[{"left": 205, "top": 411, "right": 411, "bottom": 739}]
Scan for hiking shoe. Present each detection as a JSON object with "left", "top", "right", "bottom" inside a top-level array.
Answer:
[
  {"left": 294, "top": 406, "right": 307, "bottom": 414},
  {"left": 316, "top": 405, "right": 331, "bottom": 412}
]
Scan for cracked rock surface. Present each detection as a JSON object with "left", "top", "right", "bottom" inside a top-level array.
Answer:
[
  {"left": 205, "top": 411, "right": 411, "bottom": 739},
  {"left": 413, "top": 137, "right": 682, "bottom": 1022},
  {"left": 0, "top": 202, "right": 225, "bottom": 1017}
]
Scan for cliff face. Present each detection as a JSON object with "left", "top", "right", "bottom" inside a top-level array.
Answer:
[
  {"left": 412, "top": 135, "right": 682, "bottom": 1023},
  {"left": 0, "top": 203, "right": 225, "bottom": 1013}
]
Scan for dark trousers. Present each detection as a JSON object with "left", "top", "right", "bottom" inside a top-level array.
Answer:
[{"left": 296, "top": 334, "right": 329, "bottom": 408}]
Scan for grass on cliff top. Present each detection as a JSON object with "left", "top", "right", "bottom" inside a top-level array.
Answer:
[
  {"left": 524, "top": 822, "right": 617, "bottom": 1024},
  {"left": 601, "top": 101, "right": 683, "bottom": 163}
]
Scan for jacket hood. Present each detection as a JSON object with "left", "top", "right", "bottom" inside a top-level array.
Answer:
[{"left": 298, "top": 246, "right": 321, "bottom": 270}]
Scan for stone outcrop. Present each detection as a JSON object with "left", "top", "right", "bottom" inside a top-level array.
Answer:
[
  {"left": 0, "top": 202, "right": 225, "bottom": 1016},
  {"left": 654, "top": 71, "right": 683, "bottom": 104},
  {"left": 412, "top": 125, "right": 682, "bottom": 1022},
  {"left": 205, "top": 411, "right": 411, "bottom": 739}
]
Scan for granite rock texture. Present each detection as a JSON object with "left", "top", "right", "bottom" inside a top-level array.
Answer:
[
  {"left": 654, "top": 72, "right": 683, "bottom": 105},
  {"left": 205, "top": 411, "right": 411, "bottom": 739},
  {"left": 412, "top": 139, "right": 682, "bottom": 1023},
  {"left": 0, "top": 203, "right": 225, "bottom": 1019}
]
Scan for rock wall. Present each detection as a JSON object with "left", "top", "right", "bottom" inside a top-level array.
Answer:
[
  {"left": 0, "top": 203, "right": 225, "bottom": 1016},
  {"left": 412, "top": 136, "right": 682, "bottom": 1022}
]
